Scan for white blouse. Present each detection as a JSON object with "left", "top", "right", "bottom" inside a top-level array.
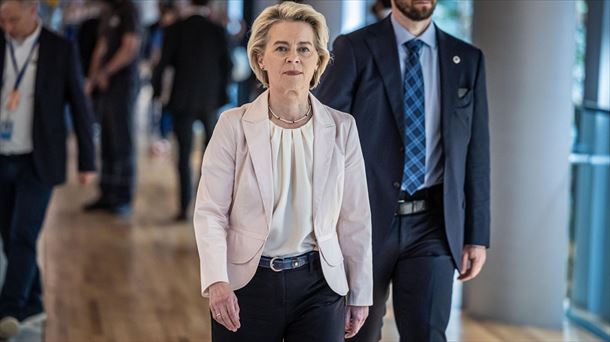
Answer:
[{"left": 262, "top": 118, "right": 316, "bottom": 258}]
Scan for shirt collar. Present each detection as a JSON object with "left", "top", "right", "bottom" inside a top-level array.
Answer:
[
  {"left": 390, "top": 14, "right": 437, "bottom": 49},
  {"left": 7, "top": 19, "right": 42, "bottom": 47}
]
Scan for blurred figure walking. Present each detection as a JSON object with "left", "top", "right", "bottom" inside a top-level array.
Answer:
[
  {"left": 152, "top": 0, "right": 232, "bottom": 221},
  {"left": 0, "top": 0, "right": 96, "bottom": 337},
  {"left": 84, "top": 0, "right": 141, "bottom": 216}
]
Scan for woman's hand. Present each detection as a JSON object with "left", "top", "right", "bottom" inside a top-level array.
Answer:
[
  {"left": 208, "top": 282, "right": 241, "bottom": 332},
  {"left": 345, "top": 305, "right": 368, "bottom": 338}
]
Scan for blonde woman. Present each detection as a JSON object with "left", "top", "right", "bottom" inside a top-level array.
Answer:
[{"left": 193, "top": 2, "right": 372, "bottom": 340}]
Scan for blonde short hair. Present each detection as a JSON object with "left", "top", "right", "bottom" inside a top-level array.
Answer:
[{"left": 247, "top": 1, "right": 330, "bottom": 89}]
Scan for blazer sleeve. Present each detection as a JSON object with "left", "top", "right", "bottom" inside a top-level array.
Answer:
[
  {"left": 336, "top": 117, "right": 373, "bottom": 306},
  {"left": 193, "top": 112, "right": 236, "bottom": 296},
  {"left": 65, "top": 40, "right": 96, "bottom": 173},
  {"left": 464, "top": 51, "right": 491, "bottom": 247},
  {"left": 314, "top": 34, "right": 358, "bottom": 113}
]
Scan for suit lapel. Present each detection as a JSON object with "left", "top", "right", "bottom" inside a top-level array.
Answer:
[
  {"left": 34, "top": 29, "right": 48, "bottom": 109},
  {"left": 437, "top": 28, "right": 459, "bottom": 155},
  {"left": 311, "top": 94, "right": 335, "bottom": 225},
  {"left": 365, "top": 17, "right": 405, "bottom": 144},
  {"left": 242, "top": 91, "right": 273, "bottom": 226},
  {"left": 0, "top": 28, "right": 46, "bottom": 121},
  {"left": 0, "top": 37, "right": 5, "bottom": 108},
  {"left": 241, "top": 91, "right": 337, "bottom": 228}
]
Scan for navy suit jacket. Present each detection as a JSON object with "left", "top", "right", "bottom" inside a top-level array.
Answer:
[
  {"left": 0, "top": 28, "right": 96, "bottom": 186},
  {"left": 315, "top": 17, "right": 490, "bottom": 269}
]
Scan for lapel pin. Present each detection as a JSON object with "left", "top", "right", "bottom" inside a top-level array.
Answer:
[{"left": 453, "top": 56, "right": 461, "bottom": 64}]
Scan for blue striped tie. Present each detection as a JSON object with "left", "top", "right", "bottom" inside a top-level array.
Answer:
[{"left": 401, "top": 39, "right": 426, "bottom": 195}]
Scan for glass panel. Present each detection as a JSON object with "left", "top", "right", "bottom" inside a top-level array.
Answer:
[
  {"left": 568, "top": 105, "right": 610, "bottom": 340},
  {"left": 434, "top": 0, "right": 472, "bottom": 42}
]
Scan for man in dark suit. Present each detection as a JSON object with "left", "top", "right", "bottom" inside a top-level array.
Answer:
[
  {"left": 152, "top": 0, "right": 232, "bottom": 221},
  {"left": 315, "top": 0, "right": 490, "bottom": 340},
  {"left": 0, "top": 0, "right": 95, "bottom": 337}
]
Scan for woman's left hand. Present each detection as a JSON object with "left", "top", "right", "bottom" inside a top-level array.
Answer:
[{"left": 344, "top": 305, "right": 369, "bottom": 338}]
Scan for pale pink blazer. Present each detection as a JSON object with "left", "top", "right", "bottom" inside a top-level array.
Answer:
[{"left": 193, "top": 90, "right": 373, "bottom": 306}]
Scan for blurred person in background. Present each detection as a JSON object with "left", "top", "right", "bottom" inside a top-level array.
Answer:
[
  {"left": 152, "top": 0, "right": 231, "bottom": 221},
  {"left": 0, "top": 0, "right": 96, "bottom": 337},
  {"left": 75, "top": 0, "right": 105, "bottom": 81},
  {"left": 316, "top": 0, "right": 490, "bottom": 340},
  {"left": 371, "top": 0, "right": 392, "bottom": 21},
  {"left": 84, "top": 0, "right": 140, "bottom": 217},
  {"left": 146, "top": 0, "right": 178, "bottom": 158},
  {"left": 193, "top": 2, "right": 372, "bottom": 340}
]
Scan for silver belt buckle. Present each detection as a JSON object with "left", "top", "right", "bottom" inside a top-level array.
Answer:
[
  {"left": 269, "top": 257, "right": 282, "bottom": 272},
  {"left": 397, "top": 199, "right": 426, "bottom": 215}
]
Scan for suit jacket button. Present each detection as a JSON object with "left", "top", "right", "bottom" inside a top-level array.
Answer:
[
  {"left": 400, "top": 147, "right": 404, "bottom": 153},
  {"left": 393, "top": 182, "right": 401, "bottom": 189}
]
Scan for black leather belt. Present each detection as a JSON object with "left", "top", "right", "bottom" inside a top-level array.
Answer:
[
  {"left": 396, "top": 199, "right": 428, "bottom": 216},
  {"left": 395, "top": 184, "right": 442, "bottom": 216},
  {"left": 259, "top": 251, "right": 318, "bottom": 272}
]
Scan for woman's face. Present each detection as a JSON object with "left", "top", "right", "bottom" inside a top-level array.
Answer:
[{"left": 258, "top": 20, "right": 319, "bottom": 93}]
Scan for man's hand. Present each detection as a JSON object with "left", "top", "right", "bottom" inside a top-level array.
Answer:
[
  {"left": 345, "top": 305, "right": 368, "bottom": 338},
  {"left": 78, "top": 172, "right": 96, "bottom": 185},
  {"left": 208, "top": 282, "right": 240, "bottom": 332},
  {"left": 84, "top": 78, "right": 94, "bottom": 96},
  {"left": 96, "top": 70, "right": 110, "bottom": 92},
  {"left": 458, "top": 245, "right": 487, "bottom": 282}
]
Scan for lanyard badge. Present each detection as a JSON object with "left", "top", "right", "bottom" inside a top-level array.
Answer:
[
  {"left": 5, "top": 33, "right": 40, "bottom": 111},
  {"left": 0, "top": 120, "right": 13, "bottom": 140}
]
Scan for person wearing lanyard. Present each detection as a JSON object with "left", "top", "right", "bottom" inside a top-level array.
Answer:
[{"left": 0, "top": 0, "right": 96, "bottom": 338}]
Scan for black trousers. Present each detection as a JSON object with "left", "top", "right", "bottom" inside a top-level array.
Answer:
[
  {"left": 97, "top": 76, "right": 138, "bottom": 206},
  {"left": 0, "top": 155, "right": 52, "bottom": 320},
  {"left": 211, "top": 254, "right": 345, "bottom": 342},
  {"left": 350, "top": 191, "right": 455, "bottom": 342},
  {"left": 173, "top": 112, "right": 217, "bottom": 214}
]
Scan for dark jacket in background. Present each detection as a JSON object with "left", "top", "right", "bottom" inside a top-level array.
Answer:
[{"left": 152, "top": 14, "right": 232, "bottom": 117}]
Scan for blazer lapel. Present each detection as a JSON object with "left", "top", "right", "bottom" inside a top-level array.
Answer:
[
  {"left": 34, "top": 28, "right": 49, "bottom": 111},
  {"left": 365, "top": 17, "right": 405, "bottom": 145},
  {"left": 242, "top": 91, "right": 273, "bottom": 226},
  {"left": 310, "top": 94, "right": 335, "bottom": 225},
  {"left": 0, "top": 37, "right": 5, "bottom": 108},
  {"left": 436, "top": 27, "right": 459, "bottom": 155}
]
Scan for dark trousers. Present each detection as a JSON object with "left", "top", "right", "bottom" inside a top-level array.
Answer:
[
  {"left": 173, "top": 112, "right": 217, "bottom": 214},
  {"left": 0, "top": 155, "right": 52, "bottom": 320},
  {"left": 350, "top": 190, "right": 455, "bottom": 342},
  {"left": 212, "top": 254, "right": 345, "bottom": 342},
  {"left": 97, "top": 77, "right": 138, "bottom": 205}
]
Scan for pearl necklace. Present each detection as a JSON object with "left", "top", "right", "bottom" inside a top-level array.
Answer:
[{"left": 268, "top": 101, "right": 312, "bottom": 124}]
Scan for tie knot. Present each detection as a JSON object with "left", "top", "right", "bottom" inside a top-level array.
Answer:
[{"left": 405, "top": 39, "right": 424, "bottom": 55}]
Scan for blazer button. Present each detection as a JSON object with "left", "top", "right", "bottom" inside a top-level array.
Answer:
[
  {"left": 400, "top": 147, "right": 404, "bottom": 153},
  {"left": 393, "top": 182, "right": 401, "bottom": 189}
]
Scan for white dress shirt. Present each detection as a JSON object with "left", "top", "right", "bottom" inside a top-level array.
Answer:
[{"left": 0, "top": 22, "right": 42, "bottom": 155}]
